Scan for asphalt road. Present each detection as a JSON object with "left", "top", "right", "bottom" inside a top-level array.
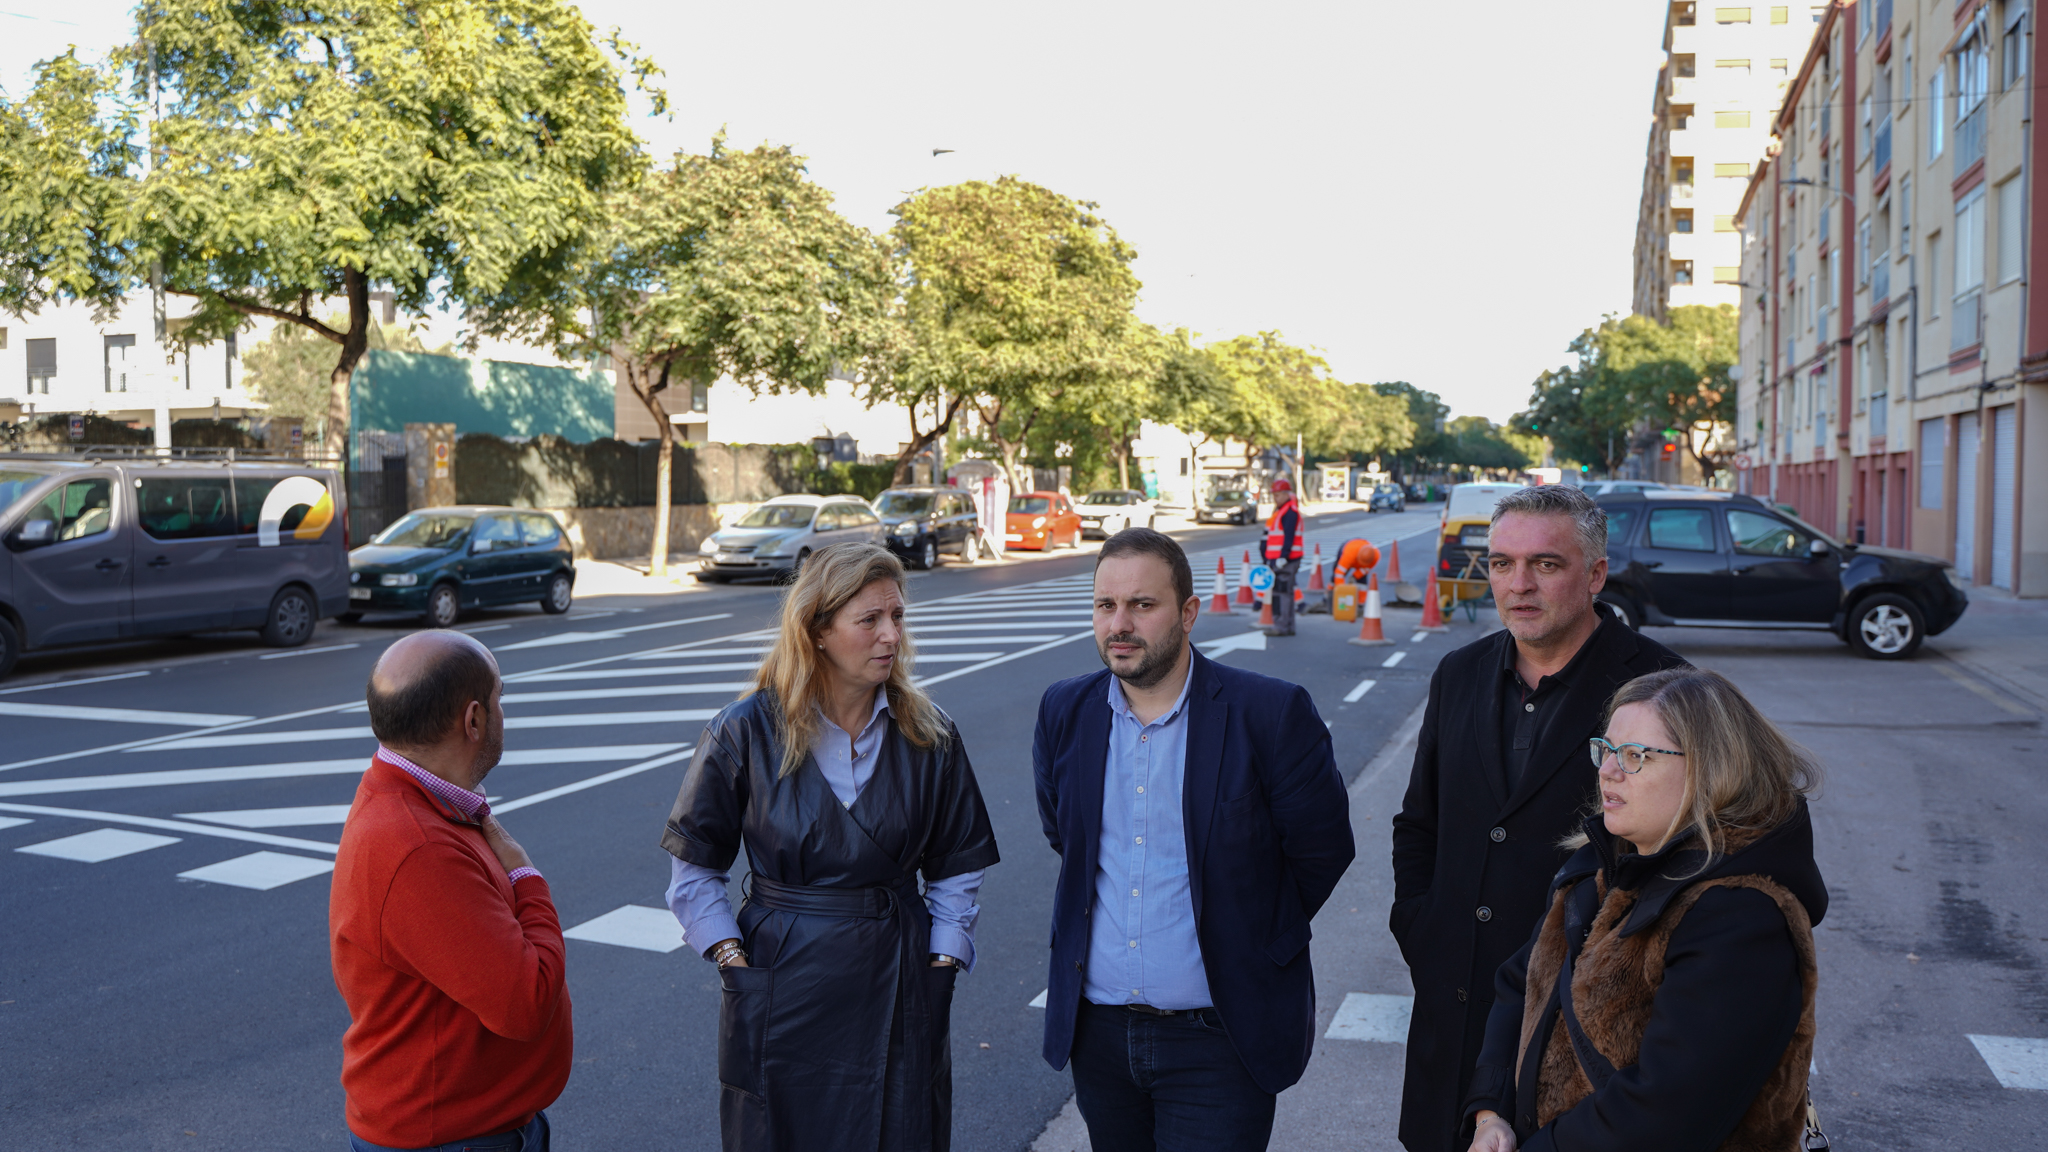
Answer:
[{"left": 0, "top": 508, "right": 1447, "bottom": 1150}]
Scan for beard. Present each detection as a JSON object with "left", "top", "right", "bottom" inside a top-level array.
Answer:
[
  {"left": 471, "top": 720, "right": 506, "bottom": 787},
  {"left": 1097, "top": 625, "right": 1185, "bottom": 690}
]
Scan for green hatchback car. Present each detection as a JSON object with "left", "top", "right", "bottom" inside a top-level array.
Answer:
[{"left": 346, "top": 506, "right": 576, "bottom": 628}]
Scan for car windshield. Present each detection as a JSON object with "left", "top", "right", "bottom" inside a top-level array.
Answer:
[
  {"left": 735, "top": 504, "right": 816, "bottom": 529},
  {"left": 1009, "top": 497, "right": 1050, "bottom": 514},
  {"left": 372, "top": 512, "right": 474, "bottom": 549},
  {"left": 0, "top": 467, "right": 56, "bottom": 517},
  {"left": 1083, "top": 491, "right": 1132, "bottom": 506},
  {"left": 1210, "top": 490, "right": 1247, "bottom": 502},
  {"left": 876, "top": 493, "right": 934, "bottom": 516},
  {"left": 1377, "top": 484, "right": 1400, "bottom": 495}
]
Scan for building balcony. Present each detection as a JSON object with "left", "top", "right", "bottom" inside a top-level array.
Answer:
[
  {"left": 1952, "top": 291, "right": 1983, "bottom": 353},
  {"left": 1955, "top": 105, "right": 1986, "bottom": 174},
  {"left": 1873, "top": 115, "right": 1891, "bottom": 174},
  {"left": 1871, "top": 254, "right": 1890, "bottom": 303}
]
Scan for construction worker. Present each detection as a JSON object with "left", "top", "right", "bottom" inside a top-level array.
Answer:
[
  {"left": 1332, "top": 538, "right": 1382, "bottom": 587},
  {"left": 1261, "top": 477, "right": 1304, "bottom": 636}
]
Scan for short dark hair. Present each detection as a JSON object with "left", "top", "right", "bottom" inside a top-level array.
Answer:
[
  {"left": 1095, "top": 526, "right": 1194, "bottom": 605},
  {"left": 366, "top": 639, "right": 500, "bottom": 746}
]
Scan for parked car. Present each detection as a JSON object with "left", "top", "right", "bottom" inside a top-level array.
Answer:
[
  {"left": 694, "top": 494, "right": 883, "bottom": 582},
  {"left": 1594, "top": 490, "right": 1967, "bottom": 659},
  {"left": 1197, "top": 489, "right": 1259, "bottom": 525},
  {"left": 876, "top": 486, "right": 980, "bottom": 568},
  {"left": 347, "top": 507, "right": 576, "bottom": 627},
  {"left": 1076, "top": 489, "right": 1158, "bottom": 538},
  {"left": 1367, "top": 482, "right": 1407, "bottom": 513},
  {"left": 1583, "top": 480, "right": 1668, "bottom": 497},
  {"left": 1005, "top": 491, "right": 1082, "bottom": 551},
  {"left": 0, "top": 454, "right": 349, "bottom": 678}
]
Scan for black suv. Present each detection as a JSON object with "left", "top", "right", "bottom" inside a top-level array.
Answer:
[
  {"left": 874, "top": 486, "right": 981, "bottom": 569},
  {"left": 1594, "top": 490, "right": 1968, "bottom": 659}
]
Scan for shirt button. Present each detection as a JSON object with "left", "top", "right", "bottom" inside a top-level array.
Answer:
[
  {"left": 1141, "top": 735, "right": 1148, "bottom": 742},
  {"left": 1137, "top": 786, "right": 1145, "bottom": 794},
  {"left": 1132, "top": 888, "right": 1140, "bottom": 896},
  {"left": 1135, "top": 836, "right": 1143, "bottom": 845},
  {"left": 1490, "top": 827, "right": 1506, "bottom": 843},
  {"left": 1457, "top": 988, "right": 1469, "bottom": 1003},
  {"left": 1524, "top": 702, "right": 1535, "bottom": 712},
  {"left": 1476, "top": 906, "right": 1493, "bottom": 922},
  {"left": 1129, "top": 940, "right": 1137, "bottom": 948}
]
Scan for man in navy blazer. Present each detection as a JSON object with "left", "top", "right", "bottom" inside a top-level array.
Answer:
[{"left": 1034, "top": 527, "right": 1355, "bottom": 1150}]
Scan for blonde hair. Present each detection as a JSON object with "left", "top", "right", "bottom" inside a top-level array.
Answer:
[
  {"left": 1579, "top": 667, "right": 1822, "bottom": 860},
  {"left": 751, "top": 541, "right": 950, "bottom": 778}
]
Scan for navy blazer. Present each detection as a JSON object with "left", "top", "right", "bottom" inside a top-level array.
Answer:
[{"left": 1033, "top": 649, "right": 1355, "bottom": 1094}]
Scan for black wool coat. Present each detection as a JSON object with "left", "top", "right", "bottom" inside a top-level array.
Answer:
[{"left": 1387, "top": 616, "right": 1686, "bottom": 1152}]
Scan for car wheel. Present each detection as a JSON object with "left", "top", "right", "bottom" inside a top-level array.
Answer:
[
  {"left": 423, "top": 583, "right": 461, "bottom": 629},
  {"left": 1849, "top": 592, "right": 1923, "bottom": 659},
  {"left": 261, "top": 586, "right": 317, "bottom": 648},
  {"left": 337, "top": 612, "right": 364, "bottom": 625},
  {"left": 0, "top": 616, "right": 20, "bottom": 680},
  {"left": 540, "top": 572, "right": 574, "bottom": 615},
  {"left": 919, "top": 538, "right": 938, "bottom": 570},
  {"left": 1595, "top": 591, "right": 1642, "bottom": 631}
]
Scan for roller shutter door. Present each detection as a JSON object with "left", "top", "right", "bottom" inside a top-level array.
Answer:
[
  {"left": 1956, "top": 412, "right": 1979, "bottom": 581},
  {"left": 1990, "top": 406, "right": 2016, "bottom": 589}
]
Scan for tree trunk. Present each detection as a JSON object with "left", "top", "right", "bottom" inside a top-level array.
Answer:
[
  {"left": 627, "top": 358, "right": 676, "bottom": 578},
  {"left": 893, "top": 391, "right": 968, "bottom": 484},
  {"left": 1115, "top": 445, "right": 1130, "bottom": 489},
  {"left": 1687, "top": 422, "right": 1720, "bottom": 485},
  {"left": 323, "top": 268, "right": 371, "bottom": 462}
]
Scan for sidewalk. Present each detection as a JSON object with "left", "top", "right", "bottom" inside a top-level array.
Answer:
[{"left": 1922, "top": 587, "right": 2048, "bottom": 714}]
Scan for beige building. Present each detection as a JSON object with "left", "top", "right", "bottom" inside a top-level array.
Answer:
[
  {"left": 1736, "top": 0, "right": 2047, "bottom": 597},
  {"left": 1636, "top": 3, "right": 1826, "bottom": 321}
]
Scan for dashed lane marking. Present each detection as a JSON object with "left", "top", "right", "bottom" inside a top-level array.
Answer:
[
  {"left": 0, "top": 671, "right": 152, "bottom": 695},
  {"left": 563, "top": 905, "right": 687, "bottom": 953},
  {"left": 1411, "top": 631, "right": 1428, "bottom": 644},
  {"left": 1344, "top": 679, "right": 1378, "bottom": 703},
  {"left": 1325, "top": 993, "right": 1412, "bottom": 1043},
  {"left": 1381, "top": 650, "right": 1408, "bottom": 669},
  {"left": 17, "top": 828, "right": 182, "bottom": 863},
  {"left": 1969, "top": 1034, "right": 2048, "bottom": 1089},
  {"left": 258, "top": 643, "right": 361, "bottom": 661},
  {"left": 178, "top": 851, "right": 335, "bottom": 890},
  {"left": 0, "top": 703, "right": 253, "bottom": 727}
]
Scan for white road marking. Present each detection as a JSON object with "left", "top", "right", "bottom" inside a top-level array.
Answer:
[
  {"left": 910, "top": 622, "right": 1094, "bottom": 633},
  {"left": 132, "top": 727, "right": 374, "bottom": 752},
  {"left": 1028, "top": 989, "right": 1049, "bottom": 1008},
  {"left": 915, "top": 632, "right": 1097, "bottom": 689},
  {"left": 0, "top": 671, "right": 151, "bottom": 695},
  {"left": 501, "top": 684, "right": 748, "bottom": 705},
  {"left": 507, "top": 711, "right": 718, "bottom": 730},
  {"left": 17, "top": 828, "right": 182, "bottom": 863},
  {"left": 258, "top": 643, "right": 361, "bottom": 660},
  {"left": 906, "top": 653, "right": 1004, "bottom": 664},
  {"left": 903, "top": 636, "right": 1062, "bottom": 646},
  {"left": 496, "top": 612, "right": 734, "bottom": 651},
  {"left": 1968, "top": 1034, "right": 2048, "bottom": 1090},
  {"left": 1381, "top": 650, "right": 1408, "bottom": 668},
  {"left": 0, "top": 702, "right": 253, "bottom": 727},
  {"left": 5, "top": 744, "right": 687, "bottom": 797},
  {"left": 0, "top": 700, "right": 368, "bottom": 773},
  {"left": 176, "top": 805, "right": 354, "bottom": 828},
  {"left": 513, "top": 664, "right": 762, "bottom": 681},
  {"left": 457, "top": 624, "right": 514, "bottom": 634},
  {"left": 563, "top": 905, "right": 687, "bottom": 952},
  {"left": 0, "top": 803, "right": 343, "bottom": 853},
  {"left": 493, "top": 747, "right": 697, "bottom": 814},
  {"left": 0, "top": 816, "right": 33, "bottom": 831},
  {"left": 1344, "top": 679, "right": 1378, "bottom": 703},
  {"left": 1197, "top": 631, "right": 1268, "bottom": 657},
  {"left": 178, "top": 851, "right": 335, "bottom": 890},
  {"left": 1325, "top": 992, "right": 1412, "bottom": 1043},
  {"left": 1411, "top": 631, "right": 1428, "bottom": 644}
]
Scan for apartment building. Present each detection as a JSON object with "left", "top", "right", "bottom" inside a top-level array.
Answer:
[
  {"left": 1736, "top": 0, "right": 2047, "bottom": 597},
  {"left": 0, "top": 295, "right": 265, "bottom": 439},
  {"left": 1635, "top": 3, "right": 1826, "bottom": 321}
]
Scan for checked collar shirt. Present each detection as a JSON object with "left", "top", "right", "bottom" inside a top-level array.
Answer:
[{"left": 374, "top": 747, "right": 540, "bottom": 883}]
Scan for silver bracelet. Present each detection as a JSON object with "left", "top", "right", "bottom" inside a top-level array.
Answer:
[{"left": 709, "top": 940, "right": 745, "bottom": 968}]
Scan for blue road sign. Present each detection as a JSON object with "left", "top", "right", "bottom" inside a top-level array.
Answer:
[{"left": 1248, "top": 564, "right": 1275, "bottom": 593}]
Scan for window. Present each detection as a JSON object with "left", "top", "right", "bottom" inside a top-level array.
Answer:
[
  {"left": 472, "top": 516, "right": 520, "bottom": 552},
  {"left": 1715, "top": 110, "right": 1752, "bottom": 128},
  {"left": 1926, "top": 232, "right": 1943, "bottom": 316},
  {"left": 1997, "top": 177, "right": 2024, "bottom": 283},
  {"left": 1955, "top": 189, "right": 1986, "bottom": 298},
  {"left": 1899, "top": 174, "right": 1913, "bottom": 246},
  {"left": 1808, "top": 272, "right": 1817, "bottom": 328},
  {"left": 1714, "top": 266, "right": 1742, "bottom": 283},
  {"left": 2004, "top": 2, "right": 2028, "bottom": 89},
  {"left": 138, "top": 477, "right": 235, "bottom": 540},
  {"left": 1714, "top": 162, "right": 1752, "bottom": 178},
  {"left": 26, "top": 478, "right": 115, "bottom": 542},
  {"left": 1647, "top": 508, "right": 1718, "bottom": 551},
  {"left": 1716, "top": 58, "right": 1753, "bottom": 74},
  {"left": 1772, "top": 5, "right": 1789, "bottom": 22},
  {"left": 1918, "top": 417, "right": 1945, "bottom": 507},
  {"left": 1676, "top": 1, "right": 1697, "bottom": 25},
  {"left": 1716, "top": 6, "right": 1752, "bottom": 22},
  {"left": 1729, "top": 510, "right": 1808, "bottom": 556},
  {"left": 1929, "top": 69, "right": 1946, "bottom": 158},
  {"left": 1771, "top": 57, "right": 1789, "bottom": 76},
  {"left": 232, "top": 476, "right": 321, "bottom": 537},
  {"left": 516, "top": 513, "right": 562, "bottom": 546},
  {"left": 103, "top": 333, "right": 136, "bottom": 393},
  {"left": 1605, "top": 505, "right": 1641, "bottom": 545},
  {"left": 1675, "top": 54, "right": 1697, "bottom": 78},
  {"left": 1714, "top": 214, "right": 1736, "bottom": 232},
  {"left": 1675, "top": 259, "right": 1696, "bottom": 285},
  {"left": 1958, "top": 21, "right": 1991, "bottom": 117},
  {"left": 1858, "top": 220, "right": 1872, "bottom": 284},
  {"left": 26, "top": 337, "right": 55, "bottom": 394},
  {"left": 691, "top": 379, "right": 708, "bottom": 413},
  {"left": 1675, "top": 208, "right": 1696, "bottom": 233},
  {"left": 1670, "top": 103, "right": 1696, "bottom": 129},
  {"left": 1855, "top": 340, "right": 1870, "bottom": 411}
]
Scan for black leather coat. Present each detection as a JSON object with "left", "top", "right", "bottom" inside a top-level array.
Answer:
[{"left": 661, "top": 692, "right": 999, "bottom": 1152}]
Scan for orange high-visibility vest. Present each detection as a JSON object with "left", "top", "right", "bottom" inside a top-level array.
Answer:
[
  {"left": 1265, "top": 499, "right": 1303, "bottom": 562},
  {"left": 1335, "top": 538, "right": 1380, "bottom": 581}
]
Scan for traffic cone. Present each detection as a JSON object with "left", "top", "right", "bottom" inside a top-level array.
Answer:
[
  {"left": 1257, "top": 592, "right": 1275, "bottom": 628},
  {"left": 1210, "top": 556, "right": 1234, "bottom": 615},
  {"left": 1236, "top": 550, "right": 1256, "bottom": 605},
  {"left": 1348, "top": 574, "right": 1391, "bottom": 646},
  {"left": 1307, "top": 556, "right": 1326, "bottom": 592},
  {"left": 1387, "top": 540, "right": 1403, "bottom": 583},
  {"left": 1418, "top": 570, "right": 1450, "bottom": 632}
]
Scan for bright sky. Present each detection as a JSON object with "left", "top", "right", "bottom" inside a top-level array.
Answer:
[{"left": 4, "top": 0, "right": 1667, "bottom": 423}]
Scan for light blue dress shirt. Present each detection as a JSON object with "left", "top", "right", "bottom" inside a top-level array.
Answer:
[
  {"left": 665, "top": 690, "right": 985, "bottom": 968},
  {"left": 1083, "top": 662, "right": 1210, "bottom": 1010}
]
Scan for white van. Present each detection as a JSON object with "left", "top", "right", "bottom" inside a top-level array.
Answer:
[{"left": 0, "top": 452, "right": 349, "bottom": 677}]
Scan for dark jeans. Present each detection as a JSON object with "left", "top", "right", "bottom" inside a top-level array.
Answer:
[
  {"left": 1270, "top": 559, "right": 1300, "bottom": 634},
  {"left": 348, "top": 1111, "right": 548, "bottom": 1152},
  {"left": 1070, "top": 1001, "right": 1276, "bottom": 1152}
]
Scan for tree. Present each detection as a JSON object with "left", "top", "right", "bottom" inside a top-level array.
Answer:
[
  {"left": 889, "top": 177, "right": 1147, "bottom": 491},
  {"left": 0, "top": 0, "right": 650, "bottom": 458},
  {"left": 1511, "top": 325, "right": 1638, "bottom": 475},
  {"left": 1372, "top": 382, "right": 1451, "bottom": 479},
  {"left": 1605, "top": 305, "right": 1739, "bottom": 483},
  {"left": 1441, "top": 415, "right": 1533, "bottom": 472},
  {"left": 241, "top": 316, "right": 451, "bottom": 431},
  {"left": 478, "top": 137, "right": 900, "bottom": 575}
]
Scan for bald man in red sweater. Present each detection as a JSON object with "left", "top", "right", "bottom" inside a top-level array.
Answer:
[{"left": 331, "top": 631, "right": 572, "bottom": 1151}]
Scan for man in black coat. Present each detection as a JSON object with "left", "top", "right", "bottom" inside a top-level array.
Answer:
[{"left": 1389, "top": 485, "right": 1687, "bottom": 1152}]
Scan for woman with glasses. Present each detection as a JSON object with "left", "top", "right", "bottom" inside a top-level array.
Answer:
[
  {"left": 660, "top": 542, "right": 999, "bottom": 1151},
  {"left": 1461, "top": 667, "right": 1826, "bottom": 1152}
]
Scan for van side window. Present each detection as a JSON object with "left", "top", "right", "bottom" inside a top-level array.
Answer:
[
  {"left": 1645, "top": 507, "right": 1718, "bottom": 551},
  {"left": 26, "top": 479, "right": 115, "bottom": 542},
  {"left": 232, "top": 477, "right": 310, "bottom": 537},
  {"left": 139, "top": 477, "right": 235, "bottom": 539}
]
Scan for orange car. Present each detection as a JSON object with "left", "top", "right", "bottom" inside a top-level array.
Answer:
[{"left": 1004, "top": 491, "right": 1081, "bottom": 550}]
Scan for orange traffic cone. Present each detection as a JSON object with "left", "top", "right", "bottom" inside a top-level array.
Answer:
[
  {"left": 1257, "top": 586, "right": 1275, "bottom": 627},
  {"left": 1210, "top": 556, "right": 1234, "bottom": 615},
  {"left": 1348, "top": 574, "right": 1391, "bottom": 646},
  {"left": 1236, "top": 550, "right": 1256, "bottom": 606},
  {"left": 1307, "top": 557, "right": 1326, "bottom": 592},
  {"left": 1418, "top": 570, "right": 1450, "bottom": 632},
  {"left": 1388, "top": 539, "right": 1403, "bottom": 584}
]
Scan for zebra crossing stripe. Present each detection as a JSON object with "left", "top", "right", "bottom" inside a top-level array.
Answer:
[{"left": 1325, "top": 993, "right": 1413, "bottom": 1043}]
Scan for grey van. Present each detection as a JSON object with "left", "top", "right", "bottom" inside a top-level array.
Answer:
[{"left": 0, "top": 455, "right": 350, "bottom": 678}]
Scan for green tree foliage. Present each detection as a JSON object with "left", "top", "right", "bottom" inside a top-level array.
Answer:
[
  {"left": 480, "top": 137, "right": 901, "bottom": 574},
  {"left": 1512, "top": 326, "right": 1638, "bottom": 474},
  {"left": 241, "top": 316, "right": 451, "bottom": 431},
  {"left": 889, "top": 177, "right": 1148, "bottom": 491},
  {"left": 1371, "top": 381, "right": 1451, "bottom": 478},
  {"left": 0, "top": 0, "right": 650, "bottom": 456},
  {"left": 1442, "top": 415, "right": 1534, "bottom": 471}
]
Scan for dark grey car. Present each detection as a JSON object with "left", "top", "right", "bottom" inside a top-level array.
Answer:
[
  {"left": 875, "top": 486, "right": 980, "bottom": 569},
  {"left": 1197, "top": 489, "right": 1258, "bottom": 525}
]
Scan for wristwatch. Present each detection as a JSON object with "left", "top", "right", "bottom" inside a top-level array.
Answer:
[{"left": 930, "top": 953, "right": 964, "bottom": 968}]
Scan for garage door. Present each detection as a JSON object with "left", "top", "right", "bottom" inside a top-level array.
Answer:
[
  {"left": 1955, "top": 412, "right": 1979, "bottom": 582},
  {"left": 1990, "top": 405, "right": 2016, "bottom": 590}
]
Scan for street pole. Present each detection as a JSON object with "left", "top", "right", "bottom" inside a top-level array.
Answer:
[{"left": 145, "top": 33, "right": 172, "bottom": 453}]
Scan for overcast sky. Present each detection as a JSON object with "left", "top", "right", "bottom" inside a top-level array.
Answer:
[{"left": 3, "top": 0, "right": 1668, "bottom": 422}]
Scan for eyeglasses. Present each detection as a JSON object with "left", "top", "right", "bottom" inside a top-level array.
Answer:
[{"left": 1588, "top": 737, "right": 1685, "bottom": 775}]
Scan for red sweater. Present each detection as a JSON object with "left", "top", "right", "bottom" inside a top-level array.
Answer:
[{"left": 330, "top": 756, "right": 573, "bottom": 1147}]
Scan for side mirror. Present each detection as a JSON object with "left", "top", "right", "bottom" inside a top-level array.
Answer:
[
  {"left": 1808, "top": 537, "right": 1830, "bottom": 558},
  {"left": 8, "top": 518, "right": 56, "bottom": 549}
]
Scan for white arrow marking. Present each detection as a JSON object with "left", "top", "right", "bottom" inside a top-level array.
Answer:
[{"left": 1196, "top": 630, "right": 1268, "bottom": 658}]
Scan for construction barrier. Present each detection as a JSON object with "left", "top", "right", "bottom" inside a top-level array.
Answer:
[
  {"left": 1418, "top": 570, "right": 1450, "bottom": 632},
  {"left": 1210, "top": 556, "right": 1233, "bottom": 615},
  {"left": 1236, "top": 550, "right": 1255, "bottom": 606}
]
